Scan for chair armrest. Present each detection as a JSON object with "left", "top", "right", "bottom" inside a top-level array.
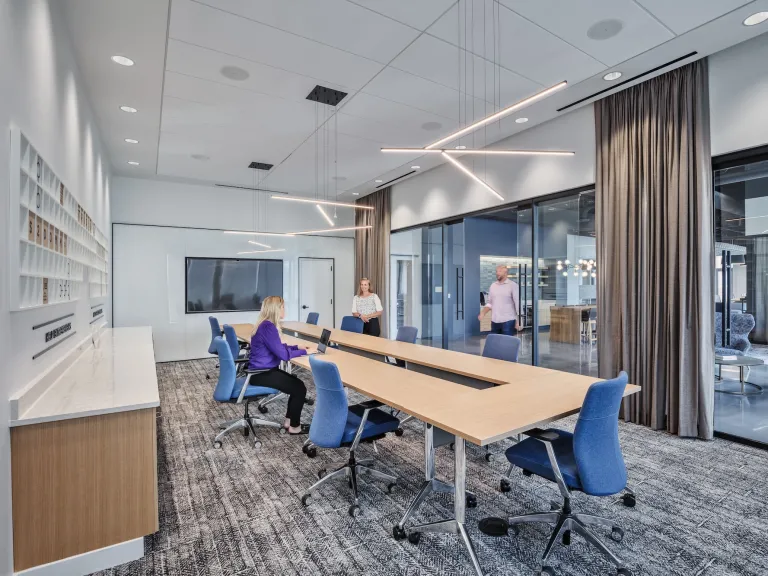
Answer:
[
  {"left": 352, "top": 400, "right": 384, "bottom": 411},
  {"left": 234, "top": 357, "right": 249, "bottom": 364},
  {"left": 524, "top": 428, "right": 560, "bottom": 443}
]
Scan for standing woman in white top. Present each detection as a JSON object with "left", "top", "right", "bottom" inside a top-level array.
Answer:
[{"left": 352, "top": 278, "right": 383, "bottom": 336}]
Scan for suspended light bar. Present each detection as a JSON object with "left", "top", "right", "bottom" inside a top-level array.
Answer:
[
  {"left": 441, "top": 152, "right": 504, "bottom": 201},
  {"left": 271, "top": 196, "right": 374, "bottom": 210},
  {"left": 316, "top": 204, "right": 335, "bottom": 227},
  {"left": 382, "top": 147, "right": 574, "bottom": 156},
  {"left": 290, "top": 225, "right": 372, "bottom": 235},
  {"left": 237, "top": 249, "right": 287, "bottom": 255},
  {"left": 248, "top": 240, "right": 272, "bottom": 248},
  {"left": 426, "top": 81, "right": 568, "bottom": 149},
  {"left": 223, "top": 230, "right": 295, "bottom": 237}
]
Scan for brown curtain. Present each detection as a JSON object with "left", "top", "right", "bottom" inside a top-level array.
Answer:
[
  {"left": 355, "top": 187, "right": 391, "bottom": 337},
  {"left": 595, "top": 60, "right": 715, "bottom": 439}
]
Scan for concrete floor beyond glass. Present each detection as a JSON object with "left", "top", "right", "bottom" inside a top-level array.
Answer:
[{"left": 715, "top": 360, "right": 768, "bottom": 446}]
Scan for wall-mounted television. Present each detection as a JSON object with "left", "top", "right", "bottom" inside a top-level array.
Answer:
[{"left": 185, "top": 257, "right": 283, "bottom": 314}]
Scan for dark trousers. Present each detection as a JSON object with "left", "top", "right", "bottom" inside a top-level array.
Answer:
[
  {"left": 249, "top": 368, "right": 306, "bottom": 427},
  {"left": 363, "top": 317, "right": 381, "bottom": 337},
  {"left": 491, "top": 319, "right": 516, "bottom": 336}
]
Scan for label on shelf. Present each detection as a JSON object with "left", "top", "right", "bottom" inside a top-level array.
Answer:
[{"left": 42, "top": 278, "right": 48, "bottom": 305}]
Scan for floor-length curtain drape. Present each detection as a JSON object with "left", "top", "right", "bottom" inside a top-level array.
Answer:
[
  {"left": 595, "top": 60, "right": 715, "bottom": 439},
  {"left": 355, "top": 187, "right": 391, "bottom": 337}
]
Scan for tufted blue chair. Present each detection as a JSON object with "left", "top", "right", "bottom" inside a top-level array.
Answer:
[{"left": 715, "top": 311, "right": 755, "bottom": 356}]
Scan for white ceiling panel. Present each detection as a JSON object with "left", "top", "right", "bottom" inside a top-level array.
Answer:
[
  {"left": 427, "top": 2, "right": 605, "bottom": 86},
  {"left": 190, "top": 0, "right": 421, "bottom": 63},
  {"left": 165, "top": 40, "right": 352, "bottom": 103},
  {"left": 170, "top": 0, "right": 383, "bottom": 90},
  {"left": 348, "top": 0, "right": 457, "bottom": 31},
  {"left": 500, "top": 0, "right": 674, "bottom": 66},
  {"left": 634, "top": 0, "right": 752, "bottom": 35}
]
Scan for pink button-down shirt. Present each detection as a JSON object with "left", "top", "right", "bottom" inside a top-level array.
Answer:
[{"left": 486, "top": 279, "right": 520, "bottom": 323}]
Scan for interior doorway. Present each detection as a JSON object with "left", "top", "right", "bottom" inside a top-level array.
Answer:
[{"left": 298, "top": 258, "right": 335, "bottom": 328}]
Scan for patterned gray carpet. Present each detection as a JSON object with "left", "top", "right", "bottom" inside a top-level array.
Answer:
[{"left": 92, "top": 359, "right": 768, "bottom": 576}]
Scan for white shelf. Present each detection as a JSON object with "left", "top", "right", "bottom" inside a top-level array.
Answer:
[{"left": 10, "top": 128, "right": 109, "bottom": 310}]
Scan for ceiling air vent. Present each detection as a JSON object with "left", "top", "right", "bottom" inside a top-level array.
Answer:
[
  {"left": 306, "top": 85, "right": 348, "bottom": 107},
  {"left": 248, "top": 161, "right": 273, "bottom": 170}
]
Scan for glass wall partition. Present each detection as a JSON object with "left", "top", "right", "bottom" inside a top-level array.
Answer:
[{"left": 713, "top": 156, "right": 768, "bottom": 446}]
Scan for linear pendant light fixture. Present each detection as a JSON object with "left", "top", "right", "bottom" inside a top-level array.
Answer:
[
  {"left": 291, "top": 225, "right": 372, "bottom": 235},
  {"left": 248, "top": 240, "right": 272, "bottom": 248},
  {"left": 237, "top": 249, "right": 286, "bottom": 255},
  {"left": 316, "top": 204, "right": 335, "bottom": 226},
  {"left": 270, "top": 196, "right": 374, "bottom": 210},
  {"left": 381, "top": 148, "right": 574, "bottom": 156},
  {"left": 224, "top": 230, "right": 295, "bottom": 237},
  {"left": 441, "top": 152, "right": 503, "bottom": 201},
  {"left": 426, "top": 81, "right": 567, "bottom": 149}
]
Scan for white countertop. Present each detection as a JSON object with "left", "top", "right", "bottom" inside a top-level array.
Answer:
[{"left": 10, "top": 327, "right": 160, "bottom": 427}]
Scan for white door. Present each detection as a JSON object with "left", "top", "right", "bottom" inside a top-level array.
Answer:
[{"left": 299, "top": 258, "right": 335, "bottom": 327}]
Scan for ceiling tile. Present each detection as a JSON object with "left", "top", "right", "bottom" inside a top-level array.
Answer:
[
  {"left": 500, "top": 0, "right": 674, "bottom": 66},
  {"left": 347, "top": 0, "right": 456, "bottom": 30},
  {"left": 427, "top": 2, "right": 605, "bottom": 86},
  {"left": 170, "top": 0, "right": 383, "bottom": 90},
  {"left": 190, "top": 0, "right": 421, "bottom": 63},
  {"left": 634, "top": 0, "right": 752, "bottom": 35}
]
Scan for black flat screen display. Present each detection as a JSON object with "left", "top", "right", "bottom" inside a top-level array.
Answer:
[{"left": 185, "top": 257, "right": 283, "bottom": 313}]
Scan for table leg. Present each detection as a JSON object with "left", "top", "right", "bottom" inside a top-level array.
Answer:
[
  {"left": 407, "top": 437, "right": 484, "bottom": 576},
  {"left": 740, "top": 366, "right": 745, "bottom": 394}
]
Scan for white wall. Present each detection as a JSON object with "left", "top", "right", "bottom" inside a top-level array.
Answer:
[
  {"left": 390, "top": 105, "right": 595, "bottom": 230},
  {"left": 710, "top": 33, "right": 768, "bottom": 157},
  {"left": 0, "top": 2, "right": 112, "bottom": 573}
]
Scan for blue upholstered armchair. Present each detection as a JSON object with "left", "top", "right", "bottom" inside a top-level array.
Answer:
[{"left": 715, "top": 312, "right": 755, "bottom": 356}]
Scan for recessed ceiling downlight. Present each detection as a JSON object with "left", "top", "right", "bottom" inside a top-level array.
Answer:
[
  {"left": 411, "top": 166, "right": 421, "bottom": 170},
  {"left": 375, "top": 179, "right": 383, "bottom": 183},
  {"left": 111, "top": 55, "right": 134, "bottom": 66},
  {"left": 744, "top": 12, "right": 768, "bottom": 26},
  {"left": 220, "top": 65, "right": 250, "bottom": 81},
  {"left": 124, "top": 138, "right": 139, "bottom": 144},
  {"left": 603, "top": 71, "right": 622, "bottom": 81},
  {"left": 587, "top": 19, "right": 623, "bottom": 40},
  {"left": 120, "top": 105, "right": 137, "bottom": 113},
  {"left": 127, "top": 161, "right": 139, "bottom": 166},
  {"left": 515, "top": 117, "right": 528, "bottom": 124}
]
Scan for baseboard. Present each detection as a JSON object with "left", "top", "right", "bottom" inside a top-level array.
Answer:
[{"left": 14, "top": 538, "right": 143, "bottom": 576}]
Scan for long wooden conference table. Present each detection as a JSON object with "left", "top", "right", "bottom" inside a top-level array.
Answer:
[{"left": 232, "top": 323, "right": 640, "bottom": 576}]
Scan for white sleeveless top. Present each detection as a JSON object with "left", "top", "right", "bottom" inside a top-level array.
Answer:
[{"left": 352, "top": 293, "right": 382, "bottom": 316}]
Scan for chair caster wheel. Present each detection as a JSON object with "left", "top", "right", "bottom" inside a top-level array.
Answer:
[
  {"left": 302, "top": 445, "right": 308, "bottom": 454},
  {"left": 539, "top": 567, "right": 556, "bottom": 576},
  {"left": 522, "top": 469, "right": 532, "bottom": 477},
  {"left": 206, "top": 375, "right": 210, "bottom": 380},
  {"left": 253, "top": 441, "right": 262, "bottom": 449},
  {"left": 485, "top": 452, "right": 493, "bottom": 462},
  {"left": 213, "top": 441, "right": 222, "bottom": 449},
  {"left": 407, "top": 532, "right": 421, "bottom": 545},
  {"left": 395, "top": 428, "right": 404, "bottom": 437},
  {"left": 348, "top": 505, "right": 360, "bottom": 517},
  {"left": 449, "top": 442, "right": 455, "bottom": 451},
  {"left": 258, "top": 405, "right": 268, "bottom": 414},
  {"left": 278, "top": 427, "right": 286, "bottom": 435},
  {"left": 301, "top": 494, "right": 311, "bottom": 506},
  {"left": 305, "top": 397, "right": 315, "bottom": 406},
  {"left": 306, "top": 447, "right": 317, "bottom": 458},
  {"left": 499, "top": 479, "right": 511, "bottom": 493},
  {"left": 387, "top": 482, "right": 396, "bottom": 494},
  {"left": 611, "top": 527, "right": 625, "bottom": 543},
  {"left": 317, "top": 468, "right": 327, "bottom": 480},
  {"left": 242, "top": 427, "right": 249, "bottom": 437},
  {"left": 392, "top": 525, "right": 406, "bottom": 540},
  {"left": 616, "top": 568, "right": 633, "bottom": 576},
  {"left": 622, "top": 493, "right": 636, "bottom": 508},
  {"left": 562, "top": 529, "right": 571, "bottom": 545},
  {"left": 466, "top": 494, "right": 477, "bottom": 508}
]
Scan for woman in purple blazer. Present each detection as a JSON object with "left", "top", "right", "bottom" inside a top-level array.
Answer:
[{"left": 249, "top": 296, "right": 314, "bottom": 434}]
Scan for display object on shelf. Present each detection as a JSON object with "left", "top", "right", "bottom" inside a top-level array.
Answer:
[{"left": 9, "top": 127, "right": 109, "bottom": 310}]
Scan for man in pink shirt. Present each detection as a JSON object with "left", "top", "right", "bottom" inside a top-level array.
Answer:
[{"left": 478, "top": 265, "right": 521, "bottom": 335}]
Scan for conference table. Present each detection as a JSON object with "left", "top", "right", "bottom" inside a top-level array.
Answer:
[{"left": 231, "top": 323, "right": 640, "bottom": 576}]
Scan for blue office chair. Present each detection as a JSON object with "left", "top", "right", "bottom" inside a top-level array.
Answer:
[
  {"left": 501, "top": 372, "right": 634, "bottom": 575},
  {"left": 306, "top": 312, "right": 319, "bottom": 325},
  {"left": 206, "top": 316, "right": 222, "bottom": 379},
  {"left": 340, "top": 315, "right": 364, "bottom": 333},
  {"left": 211, "top": 337, "right": 284, "bottom": 449},
  {"left": 483, "top": 333, "right": 521, "bottom": 363},
  {"left": 300, "top": 356, "right": 399, "bottom": 517}
]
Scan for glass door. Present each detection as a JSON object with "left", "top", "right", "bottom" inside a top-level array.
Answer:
[
  {"left": 444, "top": 220, "right": 466, "bottom": 352},
  {"left": 421, "top": 225, "right": 444, "bottom": 348}
]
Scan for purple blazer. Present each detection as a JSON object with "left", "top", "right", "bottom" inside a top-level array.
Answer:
[{"left": 248, "top": 320, "right": 306, "bottom": 370}]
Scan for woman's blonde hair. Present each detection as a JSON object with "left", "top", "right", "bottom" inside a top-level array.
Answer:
[
  {"left": 357, "top": 277, "right": 374, "bottom": 297},
  {"left": 252, "top": 296, "right": 285, "bottom": 336}
]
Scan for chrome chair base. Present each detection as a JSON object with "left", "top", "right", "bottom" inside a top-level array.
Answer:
[{"left": 213, "top": 399, "right": 282, "bottom": 448}]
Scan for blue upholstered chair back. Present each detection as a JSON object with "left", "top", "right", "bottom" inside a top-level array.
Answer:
[
  {"left": 308, "top": 356, "right": 350, "bottom": 448},
  {"left": 212, "top": 337, "right": 236, "bottom": 402},
  {"left": 396, "top": 325, "right": 418, "bottom": 344},
  {"left": 482, "top": 334, "right": 521, "bottom": 363},
  {"left": 222, "top": 325, "right": 240, "bottom": 359},
  {"left": 572, "top": 372, "right": 629, "bottom": 496},
  {"left": 208, "top": 316, "right": 221, "bottom": 354},
  {"left": 715, "top": 311, "right": 755, "bottom": 353},
  {"left": 340, "top": 316, "right": 364, "bottom": 333},
  {"left": 306, "top": 312, "right": 319, "bottom": 325}
]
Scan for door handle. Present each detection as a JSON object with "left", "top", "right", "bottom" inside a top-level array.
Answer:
[{"left": 301, "top": 305, "right": 308, "bottom": 309}]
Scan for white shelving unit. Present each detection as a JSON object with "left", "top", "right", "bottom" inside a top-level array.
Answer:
[{"left": 9, "top": 127, "right": 109, "bottom": 310}]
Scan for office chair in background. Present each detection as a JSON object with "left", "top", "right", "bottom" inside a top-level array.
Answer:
[
  {"left": 206, "top": 316, "right": 221, "bottom": 379},
  {"left": 500, "top": 372, "right": 635, "bottom": 576},
  {"left": 223, "top": 325, "right": 249, "bottom": 375},
  {"left": 306, "top": 312, "right": 319, "bottom": 325},
  {"left": 300, "top": 356, "right": 399, "bottom": 517},
  {"left": 211, "top": 337, "right": 284, "bottom": 449},
  {"left": 385, "top": 326, "right": 418, "bottom": 435},
  {"left": 340, "top": 315, "right": 364, "bottom": 333}
]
